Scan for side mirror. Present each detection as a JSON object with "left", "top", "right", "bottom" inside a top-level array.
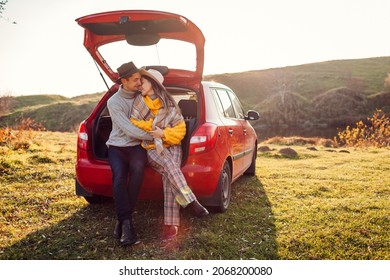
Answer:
[{"left": 245, "top": 110, "right": 259, "bottom": 121}]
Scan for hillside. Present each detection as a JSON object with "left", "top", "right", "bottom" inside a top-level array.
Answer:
[
  {"left": 0, "top": 92, "right": 104, "bottom": 131},
  {"left": 1, "top": 57, "right": 390, "bottom": 131},
  {"left": 206, "top": 56, "right": 390, "bottom": 127}
]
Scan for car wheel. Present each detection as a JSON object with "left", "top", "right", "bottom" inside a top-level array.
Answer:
[
  {"left": 244, "top": 143, "right": 257, "bottom": 176},
  {"left": 214, "top": 161, "right": 232, "bottom": 213}
]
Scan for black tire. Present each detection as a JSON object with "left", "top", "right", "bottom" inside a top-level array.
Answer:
[
  {"left": 84, "top": 194, "right": 112, "bottom": 204},
  {"left": 76, "top": 179, "right": 111, "bottom": 204},
  {"left": 244, "top": 143, "right": 257, "bottom": 176},
  {"left": 214, "top": 161, "right": 232, "bottom": 213}
]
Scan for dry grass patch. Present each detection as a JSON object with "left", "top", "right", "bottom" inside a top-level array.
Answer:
[{"left": 263, "top": 136, "right": 335, "bottom": 147}]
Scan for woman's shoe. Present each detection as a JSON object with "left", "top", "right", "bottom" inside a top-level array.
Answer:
[
  {"left": 187, "top": 200, "right": 209, "bottom": 217},
  {"left": 162, "top": 225, "right": 179, "bottom": 241}
]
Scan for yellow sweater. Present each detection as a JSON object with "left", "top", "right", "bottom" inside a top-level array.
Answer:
[{"left": 130, "top": 96, "right": 186, "bottom": 149}]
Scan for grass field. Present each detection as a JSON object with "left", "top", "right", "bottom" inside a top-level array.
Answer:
[{"left": 0, "top": 131, "right": 389, "bottom": 259}]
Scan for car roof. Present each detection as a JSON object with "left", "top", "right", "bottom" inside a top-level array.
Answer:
[{"left": 202, "top": 81, "right": 233, "bottom": 91}]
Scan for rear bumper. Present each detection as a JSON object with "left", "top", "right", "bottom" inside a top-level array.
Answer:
[
  {"left": 75, "top": 157, "right": 113, "bottom": 196},
  {"left": 75, "top": 151, "right": 223, "bottom": 199}
]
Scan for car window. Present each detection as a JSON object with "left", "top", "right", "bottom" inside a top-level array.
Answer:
[
  {"left": 227, "top": 90, "right": 245, "bottom": 119},
  {"left": 215, "top": 89, "right": 236, "bottom": 118},
  {"left": 168, "top": 91, "right": 197, "bottom": 105},
  {"left": 210, "top": 89, "right": 223, "bottom": 117}
]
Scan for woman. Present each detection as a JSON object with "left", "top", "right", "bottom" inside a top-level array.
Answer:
[{"left": 130, "top": 69, "right": 209, "bottom": 241}]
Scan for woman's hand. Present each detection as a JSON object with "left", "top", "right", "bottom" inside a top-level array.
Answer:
[{"left": 149, "top": 127, "right": 164, "bottom": 138}]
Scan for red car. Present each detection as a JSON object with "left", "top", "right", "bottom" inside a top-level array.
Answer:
[{"left": 75, "top": 10, "right": 259, "bottom": 212}]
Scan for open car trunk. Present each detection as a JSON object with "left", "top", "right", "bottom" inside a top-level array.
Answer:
[
  {"left": 76, "top": 10, "right": 205, "bottom": 86},
  {"left": 92, "top": 87, "right": 199, "bottom": 164}
]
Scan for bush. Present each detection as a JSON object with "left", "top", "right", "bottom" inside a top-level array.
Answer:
[
  {"left": 336, "top": 109, "right": 390, "bottom": 147},
  {"left": 0, "top": 117, "right": 44, "bottom": 150}
]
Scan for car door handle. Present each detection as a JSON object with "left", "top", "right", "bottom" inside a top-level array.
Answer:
[{"left": 228, "top": 128, "right": 233, "bottom": 135}]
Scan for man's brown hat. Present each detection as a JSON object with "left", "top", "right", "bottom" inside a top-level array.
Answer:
[{"left": 117, "top": 61, "right": 139, "bottom": 79}]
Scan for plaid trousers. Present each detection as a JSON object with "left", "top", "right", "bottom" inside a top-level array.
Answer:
[{"left": 147, "top": 145, "right": 196, "bottom": 226}]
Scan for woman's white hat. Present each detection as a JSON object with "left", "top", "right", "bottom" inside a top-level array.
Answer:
[{"left": 140, "top": 68, "right": 164, "bottom": 88}]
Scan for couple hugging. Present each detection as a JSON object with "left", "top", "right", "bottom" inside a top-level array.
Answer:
[{"left": 106, "top": 61, "right": 208, "bottom": 246}]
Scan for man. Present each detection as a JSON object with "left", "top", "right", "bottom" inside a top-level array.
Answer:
[{"left": 106, "top": 61, "right": 153, "bottom": 246}]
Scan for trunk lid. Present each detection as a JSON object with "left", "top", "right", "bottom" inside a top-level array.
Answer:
[{"left": 76, "top": 10, "right": 205, "bottom": 86}]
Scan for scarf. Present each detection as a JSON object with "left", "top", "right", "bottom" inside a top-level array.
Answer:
[{"left": 131, "top": 94, "right": 183, "bottom": 155}]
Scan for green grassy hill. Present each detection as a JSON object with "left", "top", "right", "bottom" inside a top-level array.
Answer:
[
  {"left": 0, "top": 92, "right": 104, "bottom": 131},
  {"left": 1, "top": 57, "right": 390, "bottom": 131},
  {"left": 206, "top": 56, "right": 390, "bottom": 126},
  {"left": 6, "top": 95, "right": 69, "bottom": 111}
]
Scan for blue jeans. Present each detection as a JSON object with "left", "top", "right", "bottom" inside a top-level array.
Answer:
[{"left": 108, "top": 145, "right": 147, "bottom": 221}]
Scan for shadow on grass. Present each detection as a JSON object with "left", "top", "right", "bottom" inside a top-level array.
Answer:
[{"left": 1, "top": 176, "right": 278, "bottom": 260}]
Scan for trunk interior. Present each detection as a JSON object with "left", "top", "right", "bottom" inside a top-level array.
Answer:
[{"left": 92, "top": 88, "right": 198, "bottom": 164}]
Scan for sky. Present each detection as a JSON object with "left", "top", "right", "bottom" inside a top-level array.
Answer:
[{"left": 1, "top": 0, "right": 390, "bottom": 98}]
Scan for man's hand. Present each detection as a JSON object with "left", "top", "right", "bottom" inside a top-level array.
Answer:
[{"left": 149, "top": 127, "right": 164, "bottom": 138}]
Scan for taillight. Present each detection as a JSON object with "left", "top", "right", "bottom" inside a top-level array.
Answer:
[
  {"left": 189, "top": 123, "right": 218, "bottom": 154},
  {"left": 77, "top": 121, "right": 89, "bottom": 150}
]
